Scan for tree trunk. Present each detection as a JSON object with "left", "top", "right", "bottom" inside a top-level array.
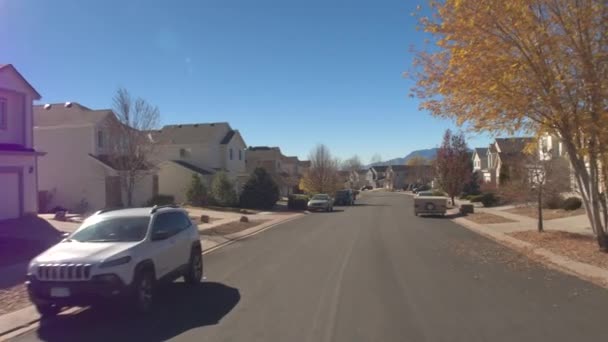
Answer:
[
  {"left": 537, "top": 186, "right": 543, "bottom": 233},
  {"left": 451, "top": 195, "right": 455, "bottom": 209}
]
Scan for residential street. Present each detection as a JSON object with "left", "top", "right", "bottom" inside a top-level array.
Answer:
[{"left": 10, "top": 191, "right": 608, "bottom": 342}]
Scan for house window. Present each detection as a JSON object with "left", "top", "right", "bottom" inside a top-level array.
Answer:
[
  {"left": 229, "top": 148, "right": 233, "bottom": 160},
  {"left": 0, "top": 98, "right": 7, "bottom": 129},
  {"left": 97, "top": 130, "right": 104, "bottom": 148},
  {"left": 239, "top": 150, "right": 242, "bottom": 161}
]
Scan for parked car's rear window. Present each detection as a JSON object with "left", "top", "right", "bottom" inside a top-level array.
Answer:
[
  {"left": 312, "top": 194, "right": 329, "bottom": 200},
  {"left": 70, "top": 217, "right": 151, "bottom": 242}
]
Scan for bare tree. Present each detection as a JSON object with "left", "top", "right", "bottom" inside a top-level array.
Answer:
[
  {"left": 341, "top": 155, "right": 363, "bottom": 172},
  {"left": 301, "top": 144, "right": 341, "bottom": 194},
  {"left": 108, "top": 88, "right": 160, "bottom": 207},
  {"left": 435, "top": 130, "right": 471, "bottom": 204}
]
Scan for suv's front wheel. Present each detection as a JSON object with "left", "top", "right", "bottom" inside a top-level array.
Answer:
[
  {"left": 132, "top": 270, "right": 155, "bottom": 314},
  {"left": 184, "top": 249, "right": 203, "bottom": 285}
]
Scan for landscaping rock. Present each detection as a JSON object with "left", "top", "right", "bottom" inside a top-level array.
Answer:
[
  {"left": 200, "top": 215, "right": 210, "bottom": 224},
  {"left": 460, "top": 204, "right": 474, "bottom": 214},
  {"left": 240, "top": 216, "right": 249, "bottom": 223}
]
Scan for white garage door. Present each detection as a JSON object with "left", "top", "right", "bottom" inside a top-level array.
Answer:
[{"left": 0, "top": 172, "right": 20, "bottom": 220}]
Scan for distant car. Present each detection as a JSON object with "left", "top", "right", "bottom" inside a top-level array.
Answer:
[
  {"left": 307, "top": 194, "right": 334, "bottom": 212},
  {"left": 412, "top": 185, "right": 430, "bottom": 194},
  {"left": 335, "top": 190, "right": 354, "bottom": 206},
  {"left": 361, "top": 185, "right": 373, "bottom": 191},
  {"left": 416, "top": 191, "right": 434, "bottom": 197}
]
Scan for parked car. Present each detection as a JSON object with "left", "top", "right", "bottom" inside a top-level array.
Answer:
[
  {"left": 26, "top": 205, "right": 203, "bottom": 317},
  {"left": 412, "top": 185, "right": 431, "bottom": 194},
  {"left": 307, "top": 194, "right": 334, "bottom": 212},
  {"left": 414, "top": 193, "right": 448, "bottom": 216},
  {"left": 335, "top": 189, "right": 355, "bottom": 206},
  {"left": 361, "top": 185, "right": 373, "bottom": 191}
]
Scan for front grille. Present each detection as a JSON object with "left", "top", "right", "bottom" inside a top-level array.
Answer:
[{"left": 37, "top": 264, "right": 92, "bottom": 281}]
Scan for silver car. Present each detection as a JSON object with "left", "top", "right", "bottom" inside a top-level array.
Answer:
[{"left": 307, "top": 194, "right": 334, "bottom": 212}]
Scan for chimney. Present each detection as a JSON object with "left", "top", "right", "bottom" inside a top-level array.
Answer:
[
  {"left": 44, "top": 104, "right": 52, "bottom": 110},
  {"left": 64, "top": 102, "right": 73, "bottom": 108}
]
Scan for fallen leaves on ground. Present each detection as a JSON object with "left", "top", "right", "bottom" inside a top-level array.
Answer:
[
  {"left": 505, "top": 207, "right": 586, "bottom": 220},
  {"left": 0, "top": 284, "right": 30, "bottom": 316},
  {"left": 463, "top": 212, "right": 516, "bottom": 224},
  {"left": 509, "top": 231, "right": 608, "bottom": 270},
  {"left": 199, "top": 220, "right": 270, "bottom": 236},
  {"left": 451, "top": 240, "right": 544, "bottom": 271}
]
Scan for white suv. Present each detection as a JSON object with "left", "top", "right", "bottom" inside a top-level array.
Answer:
[{"left": 26, "top": 205, "right": 203, "bottom": 317}]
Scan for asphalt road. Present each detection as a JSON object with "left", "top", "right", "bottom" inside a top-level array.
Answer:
[{"left": 10, "top": 191, "right": 608, "bottom": 342}]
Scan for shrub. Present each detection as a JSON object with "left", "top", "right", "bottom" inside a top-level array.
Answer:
[
  {"left": 288, "top": 194, "right": 309, "bottom": 210},
  {"left": 543, "top": 192, "right": 563, "bottom": 209},
  {"left": 145, "top": 194, "right": 175, "bottom": 206},
  {"left": 563, "top": 197, "right": 582, "bottom": 211},
  {"left": 480, "top": 193, "right": 499, "bottom": 207},
  {"left": 239, "top": 168, "right": 280, "bottom": 210},
  {"left": 469, "top": 195, "right": 484, "bottom": 203},
  {"left": 210, "top": 172, "right": 238, "bottom": 207},
  {"left": 186, "top": 174, "right": 208, "bottom": 206}
]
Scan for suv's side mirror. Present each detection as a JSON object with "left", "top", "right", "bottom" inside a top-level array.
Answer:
[{"left": 151, "top": 230, "right": 171, "bottom": 241}]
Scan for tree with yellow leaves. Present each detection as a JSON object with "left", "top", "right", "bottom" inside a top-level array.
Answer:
[{"left": 412, "top": 0, "right": 608, "bottom": 251}]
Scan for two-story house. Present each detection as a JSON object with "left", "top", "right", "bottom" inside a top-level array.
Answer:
[
  {"left": 246, "top": 146, "right": 302, "bottom": 197},
  {"left": 385, "top": 165, "right": 410, "bottom": 190},
  {"left": 0, "top": 64, "right": 44, "bottom": 220},
  {"left": 366, "top": 165, "right": 388, "bottom": 188},
  {"left": 34, "top": 102, "right": 157, "bottom": 212},
  {"left": 154, "top": 123, "right": 247, "bottom": 203},
  {"left": 486, "top": 137, "right": 535, "bottom": 187},
  {"left": 471, "top": 147, "right": 490, "bottom": 183}
]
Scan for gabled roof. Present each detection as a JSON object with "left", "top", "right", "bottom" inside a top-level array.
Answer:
[
  {"left": 220, "top": 130, "right": 236, "bottom": 144},
  {"left": 154, "top": 122, "right": 232, "bottom": 145},
  {"left": 495, "top": 137, "right": 535, "bottom": 154},
  {"left": 171, "top": 160, "right": 214, "bottom": 175},
  {"left": 0, "top": 64, "right": 41, "bottom": 99},
  {"left": 474, "top": 147, "right": 488, "bottom": 157},
  {"left": 389, "top": 165, "right": 409, "bottom": 171},
  {"left": 371, "top": 165, "right": 388, "bottom": 172},
  {"left": 34, "top": 103, "right": 113, "bottom": 127}
]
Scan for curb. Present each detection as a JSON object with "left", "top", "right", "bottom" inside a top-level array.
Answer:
[
  {"left": 452, "top": 217, "right": 608, "bottom": 289},
  {"left": 0, "top": 213, "right": 306, "bottom": 341},
  {"left": 202, "top": 214, "right": 305, "bottom": 255}
]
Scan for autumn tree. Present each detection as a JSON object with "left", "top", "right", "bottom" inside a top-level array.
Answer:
[
  {"left": 109, "top": 88, "right": 160, "bottom": 207},
  {"left": 435, "top": 130, "right": 471, "bottom": 204},
  {"left": 406, "top": 155, "right": 431, "bottom": 185},
  {"left": 412, "top": 0, "right": 608, "bottom": 251},
  {"left": 301, "top": 144, "right": 341, "bottom": 195}
]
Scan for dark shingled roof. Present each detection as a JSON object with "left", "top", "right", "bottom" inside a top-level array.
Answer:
[
  {"left": 495, "top": 137, "right": 535, "bottom": 154},
  {"left": 389, "top": 165, "right": 409, "bottom": 171},
  {"left": 372, "top": 165, "right": 388, "bottom": 172},
  {"left": 171, "top": 160, "right": 214, "bottom": 175},
  {"left": 0, "top": 143, "right": 36, "bottom": 152}
]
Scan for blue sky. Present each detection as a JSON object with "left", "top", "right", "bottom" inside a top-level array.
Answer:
[{"left": 0, "top": 0, "right": 491, "bottom": 162}]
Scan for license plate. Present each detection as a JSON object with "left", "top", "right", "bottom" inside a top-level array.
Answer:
[{"left": 50, "top": 287, "right": 70, "bottom": 298}]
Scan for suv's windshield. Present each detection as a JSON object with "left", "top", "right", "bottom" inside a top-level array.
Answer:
[
  {"left": 70, "top": 217, "right": 150, "bottom": 242},
  {"left": 312, "top": 195, "right": 329, "bottom": 200}
]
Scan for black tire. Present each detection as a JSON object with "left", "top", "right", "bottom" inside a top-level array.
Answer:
[
  {"left": 132, "top": 270, "right": 155, "bottom": 314},
  {"left": 184, "top": 249, "right": 203, "bottom": 285},
  {"left": 36, "top": 303, "right": 60, "bottom": 317}
]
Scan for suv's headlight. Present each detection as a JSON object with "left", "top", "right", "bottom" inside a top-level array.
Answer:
[{"left": 100, "top": 256, "right": 132, "bottom": 268}]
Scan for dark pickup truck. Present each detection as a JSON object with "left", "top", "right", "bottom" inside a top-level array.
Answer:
[{"left": 335, "top": 189, "right": 355, "bottom": 206}]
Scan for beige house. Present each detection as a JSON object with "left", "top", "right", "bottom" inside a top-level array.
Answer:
[
  {"left": 0, "top": 64, "right": 44, "bottom": 220},
  {"left": 246, "top": 146, "right": 302, "bottom": 197},
  {"left": 34, "top": 103, "right": 157, "bottom": 212},
  {"left": 471, "top": 147, "right": 491, "bottom": 183},
  {"left": 153, "top": 123, "right": 247, "bottom": 203}
]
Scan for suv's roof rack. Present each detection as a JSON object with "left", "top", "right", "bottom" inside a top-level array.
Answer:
[
  {"left": 94, "top": 207, "right": 123, "bottom": 215},
  {"left": 150, "top": 204, "right": 179, "bottom": 214}
]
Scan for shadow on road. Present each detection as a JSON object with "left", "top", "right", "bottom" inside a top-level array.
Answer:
[
  {"left": 419, "top": 213, "right": 464, "bottom": 219},
  {"left": 351, "top": 203, "right": 390, "bottom": 207},
  {"left": 35, "top": 282, "right": 240, "bottom": 342}
]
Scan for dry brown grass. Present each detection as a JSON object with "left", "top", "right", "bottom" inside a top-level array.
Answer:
[
  {"left": 199, "top": 219, "right": 270, "bottom": 236},
  {"left": 0, "top": 284, "right": 30, "bottom": 316},
  {"left": 505, "top": 207, "right": 586, "bottom": 220},
  {"left": 464, "top": 212, "right": 516, "bottom": 224},
  {"left": 509, "top": 231, "right": 608, "bottom": 270},
  {"left": 189, "top": 216, "right": 221, "bottom": 225}
]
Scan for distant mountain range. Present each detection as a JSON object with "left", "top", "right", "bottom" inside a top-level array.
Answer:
[{"left": 367, "top": 148, "right": 439, "bottom": 167}]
